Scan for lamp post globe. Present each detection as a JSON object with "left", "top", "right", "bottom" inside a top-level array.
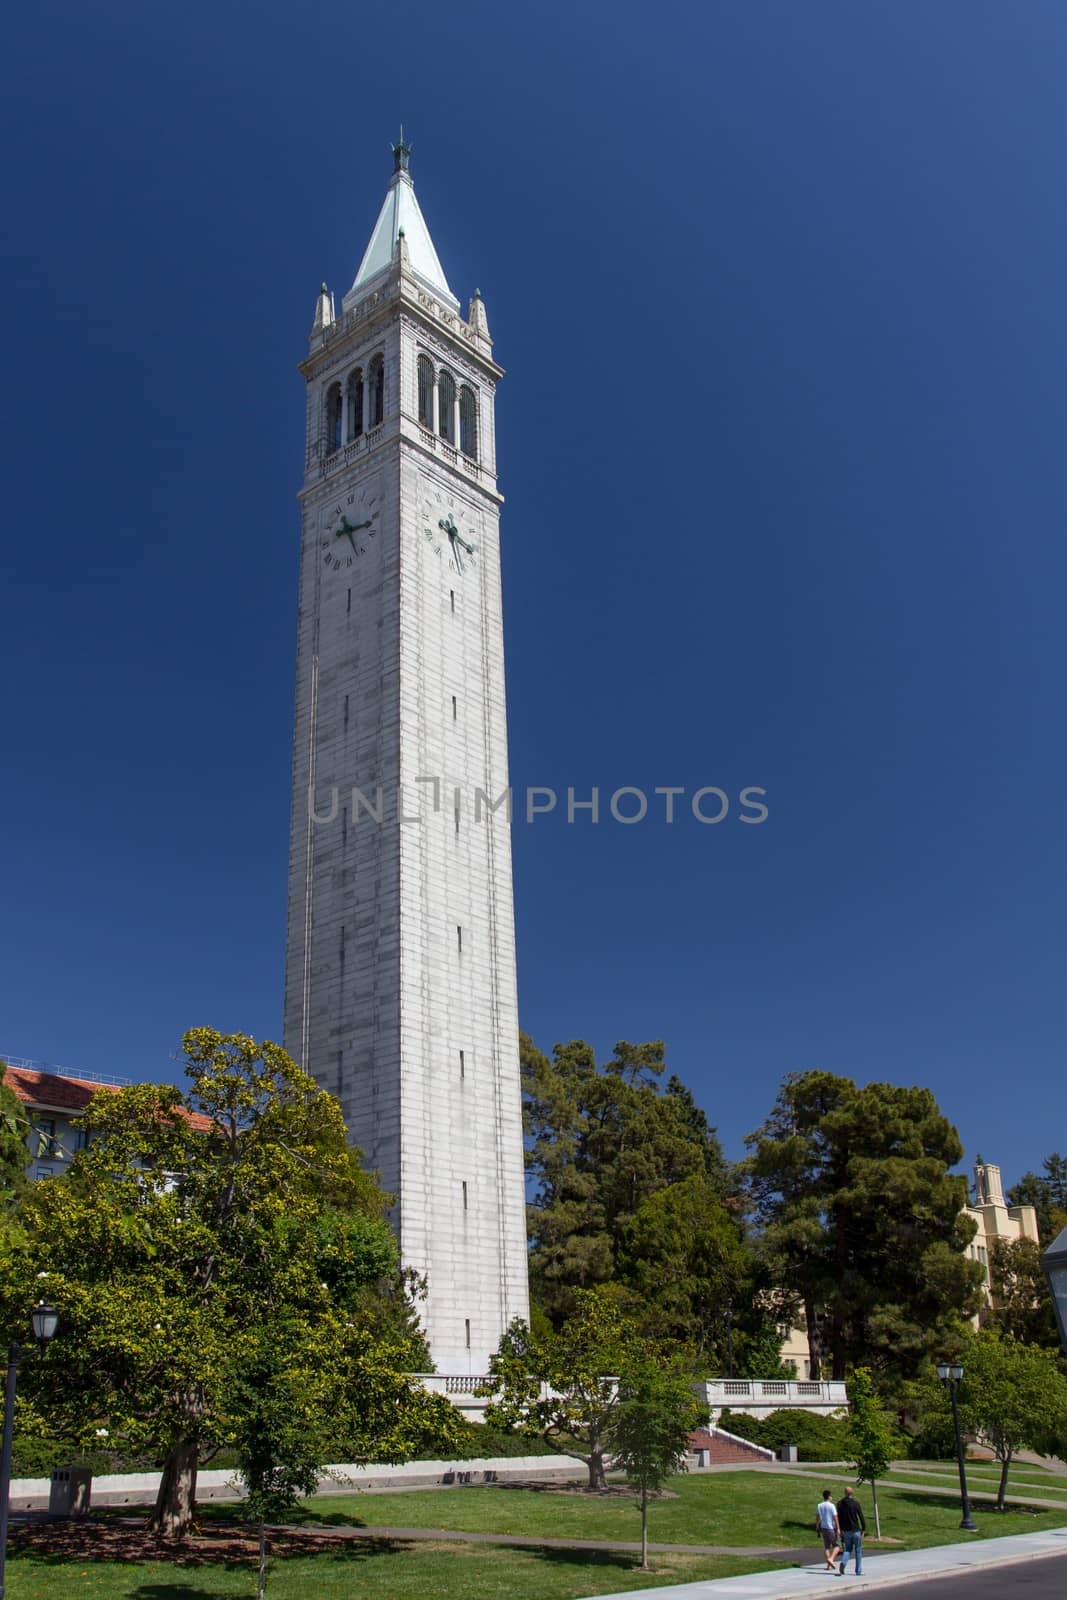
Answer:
[{"left": 1040, "top": 1223, "right": 1067, "bottom": 1354}]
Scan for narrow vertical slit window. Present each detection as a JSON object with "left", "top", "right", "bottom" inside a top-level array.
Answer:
[
  {"left": 417, "top": 354, "right": 433, "bottom": 428},
  {"left": 459, "top": 385, "right": 478, "bottom": 460},
  {"left": 347, "top": 367, "right": 364, "bottom": 440},
  {"left": 438, "top": 370, "right": 456, "bottom": 443},
  {"left": 450, "top": 589, "right": 455, "bottom": 613},
  {"left": 369, "top": 354, "right": 385, "bottom": 427},
  {"left": 343, "top": 693, "right": 349, "bottom": 730},
  {"left": 462, "top": 1181, "right": 468, "bottom": 1211},
  {"left": 465, "top": 1318, "right": 471, "bottom": 1348},
  {"left": 459, "top": 1049, "right": 465, "bottom": 1079},
  {"left": 457, "top": 925, "right": 462, "bottom": 953},
  {"left": 346, "top": 588, "right": 352, "bottom": 615},
  {"left": 325, "top": 382, "right": 343, "bottom": 454},
  {"left": 452, "top": 695, "right": 457, "bottom": 721}
]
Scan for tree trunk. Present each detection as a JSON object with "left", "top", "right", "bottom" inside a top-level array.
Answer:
[
  {"left": 997, "top": 1452, "right": 1011, "bottom": 1512},
  {"left": 586, "top": 1450, "right": 607, "bottom": 1490},
  {"left": 258, "top": 1519, "right": 267, "bottom": 1600},
  {"left": 804, "top": 1297, "right": 822, "bottom": 1381},
  {"left": 871, "top": 1478, "right": 881, "bottom": 1540},
  {"left": 640, "top": 1486, "right": 649, "bottom": 1570},
  {"left": 150, "top": 1437, "right": 199, "bottom": 1539}
]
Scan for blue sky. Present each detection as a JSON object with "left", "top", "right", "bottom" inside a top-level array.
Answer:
[{"left": 3, "top": 2, "right": 1065, "bottom": 1186}]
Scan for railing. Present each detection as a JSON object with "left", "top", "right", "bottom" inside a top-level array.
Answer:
[
  {"left": 702, "top": 1378, "right": 848, "bottom": 1410},
  {"left": 1, "top": 1053, "right": 131, "bottom": 1088}
]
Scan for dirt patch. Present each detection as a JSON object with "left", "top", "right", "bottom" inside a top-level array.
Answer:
[{"left": 10, "top": 1519, "right": 401, "bottom": 1568}]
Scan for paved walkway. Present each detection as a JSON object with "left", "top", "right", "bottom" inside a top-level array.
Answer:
[{"left": 574, "top": 1528, "right": 1067, "bottom": 1599}]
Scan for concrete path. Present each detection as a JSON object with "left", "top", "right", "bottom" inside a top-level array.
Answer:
[{"left": 574, "top": 1528, "right": 1067, "bottom": 1599}]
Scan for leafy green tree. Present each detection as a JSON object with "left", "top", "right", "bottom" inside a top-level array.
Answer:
[
  {"left": 608, "top": 1355, "right": 707, "bottom": 1570},
  {"left": 1007, "top": 1156, "right": 1067, "bottom": 1246},
  {"left": 0, "top": 1062, "right": 29, "bottom": 1205},
  {"left": 960, "top": 1333, "right": 1067, "bottom": 1508},
  {"left": 2, "top": 1030, "right": 459, "bottom": 1537},
  {"left": 847, "top": 1366, "right": 897, "bottom": 1537},
  {"left": 482, "top": 1286, "right": 639, "bottom": 1489},
  {"left": 987, "top": 1237, "right": 1061, "bottom": 1348},
  {"left": 522, "top": 1034, "right": 731, "bottom": 1327},
  {"left": 745, "top": 1071, "right": 984, "bottom": 1382},
  {"left": 913, "top": 1333, "right": 1067, "bottom": 1508}
]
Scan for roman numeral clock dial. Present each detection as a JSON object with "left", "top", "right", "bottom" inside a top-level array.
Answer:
[
  {"left": 420, "top": 483, "right": 480, "bottom": 578},
  {"left": 318, "top": 476, "right": 381, "bottom": 573}
]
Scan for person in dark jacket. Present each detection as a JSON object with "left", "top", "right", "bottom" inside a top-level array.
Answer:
[{"left": 836, "top": 1486, "right": 866, "bottom": 1574}]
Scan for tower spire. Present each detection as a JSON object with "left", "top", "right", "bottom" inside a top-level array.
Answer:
[{"left": 392, "top": 127, "right": 412, "bottom": 173}]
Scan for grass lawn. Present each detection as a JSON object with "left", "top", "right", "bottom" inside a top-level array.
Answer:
[
  {"left": 7, "top": 1471, "right": 1067, "bottom": 1600},
  {"left": 886, "top": 1465, "right": 1067, "bottom": 1501}
]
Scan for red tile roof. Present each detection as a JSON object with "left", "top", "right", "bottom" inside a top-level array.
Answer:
[{"left": 2, "top": 1066, "right": 213, "bottom": 1131}]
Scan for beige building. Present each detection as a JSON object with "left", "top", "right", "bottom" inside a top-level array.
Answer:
[
  {"left": 776, "top": 1158, "right": 1037, "bottom": 1374},
  {"left": 965, "top": 1159, "right": 1038, "bottom": 1318}
]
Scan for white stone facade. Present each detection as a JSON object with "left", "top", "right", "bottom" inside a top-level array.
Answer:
[{"left": 284, "top": 153, "right": 530, "bottom": 1372}]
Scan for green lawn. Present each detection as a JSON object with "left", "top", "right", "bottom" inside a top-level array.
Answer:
[
  {"left": 208, "top": 1469, "right": 1067, "bottom": 1550},
  {"left": 886, "top": 1465, "right": 1067, "bottom": 1501},
  {"left": 7, "top": 1471, "right": 1067, "bottom": 1600}
]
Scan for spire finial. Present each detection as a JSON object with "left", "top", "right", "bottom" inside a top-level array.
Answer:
[{"left": 392, "top": 127, "right": 412, "bottom": 174}]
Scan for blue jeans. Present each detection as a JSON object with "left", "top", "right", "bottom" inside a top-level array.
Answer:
[{"left": 841, "top": 1531, "right": 863, "bottom": 1573}]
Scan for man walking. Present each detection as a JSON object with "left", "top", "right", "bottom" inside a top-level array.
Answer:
[
  {"left": 836, "top": 1485, "right": 867, "bottom": 1574},
  {"left": 815, "top": 1488, "right": 841, "bottom": 1571}
]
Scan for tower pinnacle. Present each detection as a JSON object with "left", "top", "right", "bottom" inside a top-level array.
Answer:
[{"left": 392, "top": 128, "right": 412, "bottom": 173}]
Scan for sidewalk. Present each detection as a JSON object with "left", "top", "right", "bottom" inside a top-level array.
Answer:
[{"left": 575, "top": 1528, "right": 1067, "bottom": 1599}]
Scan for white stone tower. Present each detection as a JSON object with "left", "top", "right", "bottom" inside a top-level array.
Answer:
[{"left": 284, "top": 138, "right": 529, "bottom": 1372}]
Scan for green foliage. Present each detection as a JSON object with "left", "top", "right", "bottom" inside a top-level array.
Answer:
[
  {"left": 716, "top": 1405, "right": 852, "bottom": 1462},
  {"left": 745, "top": 1070, "right": 984, "bottom": 1383},
  {"left": 0, "top": 1061, "right": 30, "bottom": 1205},
  {"left": 607, "top": 1355, "right": 707, "bottom": 1568},
  {"left": 911, "top": 1332, "right": 1067, "bottom": 1506},
  {"left": 1006, "top": 1155, "right": 1067, "bottom": 1246},
  {"left": 522, "top": 1033, "right": 775, "bottom": 1368},
  {"left": 987, "top": 1236, "right": 1062, "bottom": 1348},
  {"left": 1, "top": 1030, "right": 458, "bottom": 1537},
  {"left": 847, "top": 1368, "right": 896, "bottom": 1482},
  {"left": 482, "top": 1286, "right": 642, "bottom": 1488}
]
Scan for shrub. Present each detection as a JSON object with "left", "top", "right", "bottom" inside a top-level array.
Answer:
[{"left": 717, "top": 1406, "right": 851, "bottom": 1462}]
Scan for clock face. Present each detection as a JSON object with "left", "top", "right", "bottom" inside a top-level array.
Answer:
[
  {"left": 318, "top": 476, "right": 382, "bottom": 573},
  {"left": 419, "top": 485, "right": 480, "bottom": 577}
]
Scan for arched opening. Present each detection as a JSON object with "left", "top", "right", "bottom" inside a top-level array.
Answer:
[
  {"left": 417, "top": 355, "right": 433, "bottom": 429},
  {"left": 438, "top": 370, "right": 456, "bottom": 444},
  {"left": 459, "top": 385, "right": 478, "bottom": 461},
  {"left": 369, "top": 355, "right": 385, "bottom": 428},
  {"left": 325, "top": 382, "right": 343, "bottom": 454},
  {"left": 347, "top": 367, "right": 363, "bottom": 441}
]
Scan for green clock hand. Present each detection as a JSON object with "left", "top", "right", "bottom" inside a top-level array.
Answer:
[{"left": 336, "top": 515, "right": 373, "bottom": 553}]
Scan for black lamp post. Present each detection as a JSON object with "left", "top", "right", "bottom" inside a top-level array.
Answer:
[
  {"left": 937, "top": 1360, "right": 977, "bottom": 1531},
  {"left": 0, "top": 1301, "right": 60, "bottom": 1600},
  {"left": 1040, "top": 1223, "right": 1067, "bottom": 1355}
]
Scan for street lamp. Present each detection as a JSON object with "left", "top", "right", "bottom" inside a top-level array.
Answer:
[
  {"left": 936, "top": 1360, "right": 977, "bottom": 1532},
  {"left": 0, "top": 1302, "right": 60, "bottom": 1600},
  {"left": 1040, "top": 1223, "right": 1067, "bottom": 1354}
]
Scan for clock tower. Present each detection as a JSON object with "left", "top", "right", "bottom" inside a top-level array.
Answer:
[{"left": 284, "top": 140, "right": 530, "bottom": 1372}]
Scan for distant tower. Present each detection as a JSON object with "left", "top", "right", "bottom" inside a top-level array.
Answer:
[{"left": 283, "top": 138, "right": 529, "bottom": 1371}]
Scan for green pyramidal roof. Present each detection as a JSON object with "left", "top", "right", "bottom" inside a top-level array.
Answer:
[{"left": 345, "top": 160, "right": 457, "bottom": 310}]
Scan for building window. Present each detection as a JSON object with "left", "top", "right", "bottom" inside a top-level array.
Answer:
[
  {"left": 325, "top": 382, "right": 343, "bottom": 454},
  {"left": 369, "top": 355, "right": 385, "bottom": 427},
  {"left": 452, "top": 695, "right": 457, "bottom": 721},
  {"left": 462, "top": 1180, "right": 468, "bottom": 1210},
  {"left": 347, "top": 367, "right": 364, "bottom": 440},
  {"left": 465, "top": 1318, "right": 471, "bottom": 1349},
  {"left": 438, "top": 370, "right": 456, "bottom": 443},
  {"left": 456, "top": 925, "right": 462, "bottom": 953},
  {"left": 459, "top": 1049, "right": 465, "bottom": 1079},
  {"left": 35, "top": 1119, "right": 58, "bottom": 1159},
  {"left": 417, "top": 355, "right": 433, "bottom": 428},
  {"left": 450, "top": 589, "right": 455, "bottom": 613},
  {"left": 459, "top": 385, "right": 478, "bottom": 460}
]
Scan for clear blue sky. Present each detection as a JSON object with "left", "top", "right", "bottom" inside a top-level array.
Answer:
[{"left": 3, "top": 2, "right": 1065, "bottom": 1186}]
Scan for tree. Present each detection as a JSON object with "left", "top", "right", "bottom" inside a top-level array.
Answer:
[
  {"left": 912, "top": 1333, "right": 1067, "bottom": 1508},
  {"left": 0, "top": 1062, "right": 29, "bottom": 1205},
  {"left": 1007, "top": 1157, "right": 1067, "bottom": 1246},
  {"left": 745, "top": 1071, "right": 984, "bottom": 1382},
  {"left": 847, "top": 1366, "right": 896, "bottom": 1537},
  {"left": 2, "top": 1030, "right": 460, "bottom": 1537},
  {"left": 482, "top": 1287, "right": 639, "bottom": 1489},
  {"left": 987, "top": 1237, "right": 1061, "bottom": 1348},
  {"left": 608, "top": 1355, "right": 707, "bottom": 1570},
  {"left": 960, "top": 1333, "right": 1067, "bottom": 1508},
  {"left": 522, "top": 1034, "right": 731, "bottom": 1326}
]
